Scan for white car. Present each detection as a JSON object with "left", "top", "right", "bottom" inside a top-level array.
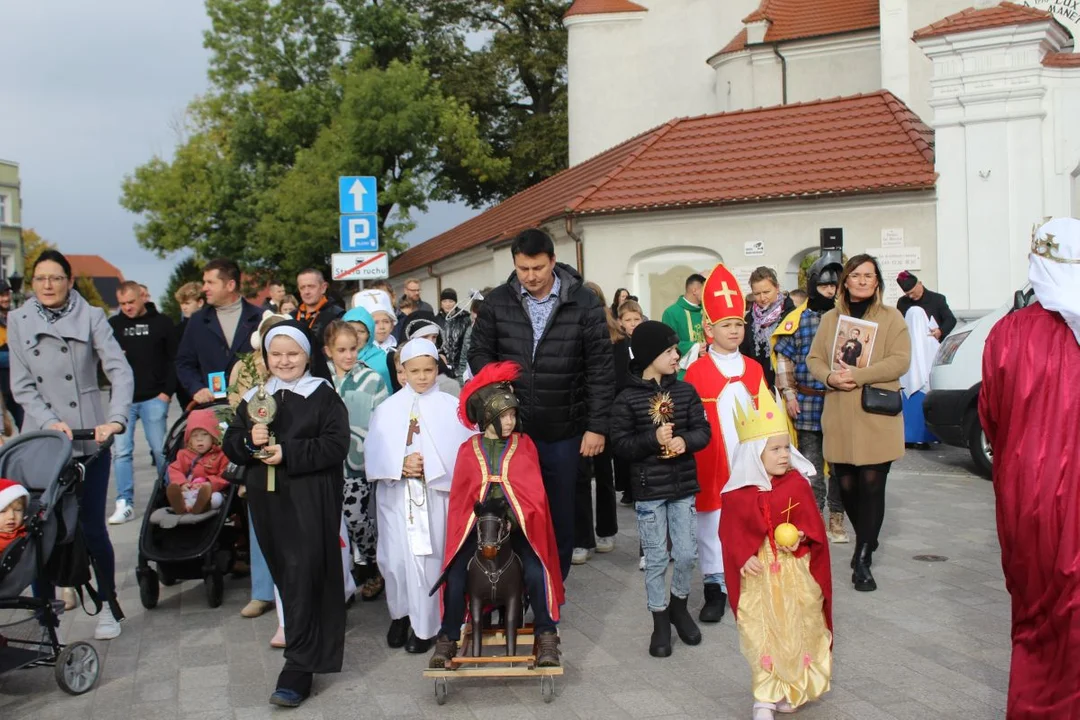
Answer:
[{"left": 922, "top": 287, "right": 1033, "bottom": 478}]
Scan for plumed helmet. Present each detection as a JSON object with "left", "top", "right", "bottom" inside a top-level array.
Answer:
[{"left": 458, "top": 362, "right": 521, "bottom": 437}]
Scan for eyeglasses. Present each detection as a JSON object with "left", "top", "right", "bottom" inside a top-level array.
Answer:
[{"left": 32, "top": 275, "right": 68, "bottom": 285}]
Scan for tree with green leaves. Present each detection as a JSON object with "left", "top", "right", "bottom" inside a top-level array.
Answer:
[{"left": 22, "top": 228, "right": 55, "bottom": 272}]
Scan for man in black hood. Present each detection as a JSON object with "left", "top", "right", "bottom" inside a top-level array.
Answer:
[{"left": 772, "top": 256, "right": 849, "bottom": 544}]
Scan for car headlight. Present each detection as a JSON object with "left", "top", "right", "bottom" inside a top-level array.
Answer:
[{"left": 934, "top": 330, "right": 970, "bottom": 366}]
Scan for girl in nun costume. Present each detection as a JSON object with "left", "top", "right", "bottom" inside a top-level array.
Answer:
[
  {"left": 223, "top": 320, "right": 350, "bottom": 708},
  {"left": 366, "top": 338, "right": 476, "bottom": 654}
]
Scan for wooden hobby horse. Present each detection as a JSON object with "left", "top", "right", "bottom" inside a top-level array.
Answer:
[{"left": 466, "top": 497, "right": 524, "bottom": 657}]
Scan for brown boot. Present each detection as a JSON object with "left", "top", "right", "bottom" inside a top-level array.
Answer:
[
  {"left": 428, "top": 635, "right": 457, "bottom": 669},
  {"left": 534, "top": 631, "right": 561, "bottom": 667},
  {"left": 828, "top": 513, "right": 850, "bottom": 544},
  {"left": 165, "top": 484, "right": 188, "bottom": 514},
  {"left": 190, "top": 484, "right": 213, "bottom": 514}
]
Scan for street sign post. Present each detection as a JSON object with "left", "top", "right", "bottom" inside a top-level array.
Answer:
[
  {"left": 332, "top": 252, "right": 389, "bottom": 281},
  {"left": 338, "top": 175, "right": 380, "bottom": 252}
]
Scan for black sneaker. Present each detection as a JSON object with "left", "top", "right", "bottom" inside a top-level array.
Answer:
[{"left": 387, "top": 616, "right": 410, "bottom": 648}]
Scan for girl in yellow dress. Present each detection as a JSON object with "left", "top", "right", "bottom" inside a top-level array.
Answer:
[{"left": 720, "top": 386, "right": 833, "bottom": 719}]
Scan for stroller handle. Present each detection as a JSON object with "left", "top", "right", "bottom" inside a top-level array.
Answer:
[{"left": 70, "top": 429, "right": 115, "bottom": 455}]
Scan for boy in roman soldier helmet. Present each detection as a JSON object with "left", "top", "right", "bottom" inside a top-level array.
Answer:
[
  {"left": 428, "top": 361, "right": 565, "bottom": 669},
  {"left": 684, "top": 263, "right": 765, "bottom": 623}
]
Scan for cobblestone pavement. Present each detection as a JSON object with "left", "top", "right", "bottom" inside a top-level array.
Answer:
[{"left": 0, "top": 414, "right": 1010, "bottom": 720}]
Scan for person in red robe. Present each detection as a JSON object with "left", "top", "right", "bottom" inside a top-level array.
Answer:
[
  {"left": 429, "top": 361, "right": 565, "bottom": 668},
  {"left": 684, "top": 262, "right": 765, "bottom": 623},
  {"left": 979, "top": 217, "right": 1080, "bottom": 719},
  {"left": 720, "top": 385, "right": 832, "bottom": 720}
]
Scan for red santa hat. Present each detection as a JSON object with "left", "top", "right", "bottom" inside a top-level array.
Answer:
[
  {"left": 0, "top": 478, "right": 29, "bottom": 512},
  {"left": 701, "top": 262, "right": 746, "bottom": 326}
]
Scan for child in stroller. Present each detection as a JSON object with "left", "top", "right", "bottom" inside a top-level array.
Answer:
[
  {"left": 0, "top": 430, "right": 107, "bottom": 696},
  {"left": 164, "top": 409, "right": 229, "bottom": 520}
]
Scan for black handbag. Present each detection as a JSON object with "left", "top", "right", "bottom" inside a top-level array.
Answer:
[{"left": 861, "top": 385, "right": 902, "bottom": 416}]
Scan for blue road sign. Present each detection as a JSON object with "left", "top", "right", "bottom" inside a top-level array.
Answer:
[
  {"left": 340, "top": 214, "right": 379, "bottom": 252},
  {"left": 338, "top": 176, "right": 378, "bottom": 214}
]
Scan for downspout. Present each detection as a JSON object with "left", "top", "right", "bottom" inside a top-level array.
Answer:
[
  {"left": 773, "top": 43, "right": 788, "bottom": 105},
  {"left": 427, "top": 264, "right": 442, "bottom": 298},
  {"left": 565, "top": 215, "right": 585, "bottom": 276}
]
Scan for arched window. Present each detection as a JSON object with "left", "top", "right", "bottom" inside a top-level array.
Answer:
[{"left": 628, "top": 246, "right": 722, "bottom": 319}]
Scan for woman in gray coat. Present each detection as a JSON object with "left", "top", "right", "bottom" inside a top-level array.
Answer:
[{"left": 8, "top": 250, "right": 133, "bottom": 640}]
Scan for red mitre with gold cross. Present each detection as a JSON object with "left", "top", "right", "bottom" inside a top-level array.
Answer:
[{"left": 701, "top": 263, "right": 745, "bottom": 325}]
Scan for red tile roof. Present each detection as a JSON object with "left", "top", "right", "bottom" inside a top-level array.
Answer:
[
  {"left": 716, "top": 0, "right": 880, "bottom": 57},
  {"left": 390, "top": 91, "right": 935, "bottom": 276},
  {"left": 1043, "top": 51, "right": 1080, "bottom": 67},
  {"left": 564, "top": 0, "right": 647, "bottom": 19},
  {"left": 913, "top": 2, "right": 1054, "bottom": 40},
  {"left": 67, "top": 254, "right": 124, "bottom": 280}
]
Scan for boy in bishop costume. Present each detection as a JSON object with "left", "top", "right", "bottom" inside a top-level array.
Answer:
[
  {"left": 366, "top": 339, "right": 477, "bottom": 654},
  {"left": 428, "top": 362, "right": 565, "bottom": 668},
  {"left": 721, "top": 386, "right": 832, "bottom": 720},
  {"left": 684, "top": 263, "right": 765, "bottom": 622}
]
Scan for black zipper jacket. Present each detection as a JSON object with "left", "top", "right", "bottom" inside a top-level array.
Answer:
[
  {"left": 108, "top": 306, "right": 178, "bottom": 402},
  {"left": 609, "top": 372, "right": 711, "bottom": 501}
]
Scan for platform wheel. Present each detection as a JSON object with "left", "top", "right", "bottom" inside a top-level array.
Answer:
[
  {"left": 55, "top": 642, "right": 100, "bottom": 695},
  {"left": 434, "top": 677, "right": 448, "bottom": 705},
  {"left": 540, "top": 674, "right": 555, "bottom": 703}
]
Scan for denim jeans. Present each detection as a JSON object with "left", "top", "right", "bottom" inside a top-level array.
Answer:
[
  {"left": 797, "top": 430, "right": 843, "bottom": 513},
  {"left": 636, "top": 496, "right": 697, "bottom": 612},
  {"left": 112, "top": 397, "right": 169, "bottom": 505},
  {"left": 249, "top": 509, "right": 274, "bottom": 603},
  {"left": 531, "top": 435, "right": 581, "bottom": 580}
]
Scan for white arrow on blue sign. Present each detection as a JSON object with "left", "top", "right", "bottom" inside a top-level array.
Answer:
[
  {"left": 338, "top": 176, "right": 378, "bottom": 214},
  {"left": 340, "top": 214, "right": 379, "bottom": 252}
]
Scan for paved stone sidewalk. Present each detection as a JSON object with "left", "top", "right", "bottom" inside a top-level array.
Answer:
[{"left": 0, "top": 421, "right": 1010, "bottom": 720}]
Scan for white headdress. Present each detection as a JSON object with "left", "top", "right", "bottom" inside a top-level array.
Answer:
[
  {"left": 1030, "top": 217, "right": 1080, "bottom": 345},
  {"left": 399, "top": 338, "right": 438, "bottom": 363}
]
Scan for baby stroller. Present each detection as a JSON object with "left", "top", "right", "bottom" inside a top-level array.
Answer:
[
  {"left": 0, "top": 430, "right": 107, "bottom": 695},
  {"left": 135, "top": 403, "right": 241, "bottom": 610}
]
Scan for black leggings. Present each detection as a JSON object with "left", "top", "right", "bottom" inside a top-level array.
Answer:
[{"left": 830, "top": 462, "right": 891, "bottom": 549}]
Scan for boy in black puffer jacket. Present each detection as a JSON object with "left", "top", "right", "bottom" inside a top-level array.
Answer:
[{"left": 610, "top": 321, "right": 712, "bottom": 658}]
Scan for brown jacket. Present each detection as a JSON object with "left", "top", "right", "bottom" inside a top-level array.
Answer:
[{"left": 807, "top": 303, "right": 911, "bottom": 466}]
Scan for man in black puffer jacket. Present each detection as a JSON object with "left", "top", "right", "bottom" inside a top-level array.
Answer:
[
  {"left": 609, "top": 320, "right": 711, "bottom": 657},
  {"left": 468, "top": 228, "right": 615, "bottom": 579}
]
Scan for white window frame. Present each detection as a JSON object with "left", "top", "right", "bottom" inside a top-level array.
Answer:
[{"left": 0, "top": 193, "right": 7, "bottom": 224}]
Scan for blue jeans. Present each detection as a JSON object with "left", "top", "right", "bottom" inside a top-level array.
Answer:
[
  {"left": 531, "top": 435, "right": 581, "bottom": 580},
  {"left": 636, "top": 496, "right": 697, "bottom": 612},
  {"left": 112, "top": 398, "right": 169, "bottom": 504},
  {"left": 249, "top": 509, "right": 274, "bottom": 603}
]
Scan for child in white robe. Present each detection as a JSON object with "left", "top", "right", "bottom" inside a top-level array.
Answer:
[{"left": 365, "top": 338, "right": 476, "bottom": 653}]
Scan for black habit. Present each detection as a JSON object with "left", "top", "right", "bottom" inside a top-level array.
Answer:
[{"left": 223, "top": 381, "right": 350, "bottom": 677}]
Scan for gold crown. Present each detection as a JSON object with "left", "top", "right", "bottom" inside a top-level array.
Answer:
[
  {"left": 733, "top": 380, "right": 790, "bottom": 444},
  {"left": 1031, "top": 222, "right": 1080, "bottom": 265}
]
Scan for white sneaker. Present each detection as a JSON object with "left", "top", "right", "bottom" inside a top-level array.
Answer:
[
  {"left": 595, "top": 536, "right": 615, "bottom": 553},
  {"left": 752, "top": 703, "right": 776, "bottom": 720},
  {"left": 108, "top": 500, "right": 134, "bottom": 525},
  {"left": 94, "top": 607, "right": 122, "bottom": 640},
  {"left": 638, "top": 556, "right": 646, "bottom": 571},
  {"left": 571, "top": 548, "right": 592, "bottom": 565}
]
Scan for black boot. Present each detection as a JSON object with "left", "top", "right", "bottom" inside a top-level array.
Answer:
[
  {"left": 698, "top": 582, "right": 727, "bottom": 623},
  {"left": 405, "top": 629, "right": 434, "bottom": 654},
  {"left": 852, "top": 543, "right": 876, "bottom": 592},
  {"left": 387, "top": 616, "right": 410, "bottom": 648},
  {"left": 668, "top": 595, "right": 701, "bottom": 646},
  {"left": 649, "top": 610, "right": 672, "bottom": 657},
  {"left": 850, "top": 544, "right": 875, "bottom": 569}
]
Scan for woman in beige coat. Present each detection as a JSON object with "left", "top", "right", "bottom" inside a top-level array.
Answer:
[{"left": 807, "top": 254, "right": 910, "bottom": 593}]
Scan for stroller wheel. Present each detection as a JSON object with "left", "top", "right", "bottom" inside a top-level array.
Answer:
[
  {"left": 205, "top": 571, "right": 224, "bottom": 608},
  {"left": 158, "top": 565, "right": 177, "bottom": 587},
  {"left": 138, "top": 569, "right": 160, "bottom": 610},
  {"left": 55, "top": 642, "right": 100, "bottom": 695}
]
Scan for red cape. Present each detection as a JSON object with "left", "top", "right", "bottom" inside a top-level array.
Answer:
[
  {"left": 979, "top": 303, "right": 1080, "bottom": 719},
  {"left": 685, "top": 353, "right": 764, "bottom": 512},
  {"left": 719, "top": 470, "right": 833, "bottom": 636},
  {"left": 436, "top": 433, "right": 565, "bottom": 619}
]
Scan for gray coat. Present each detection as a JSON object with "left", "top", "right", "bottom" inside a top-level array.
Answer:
[{"left": 8, "top": 291, "right": 133, "bottom": 456}]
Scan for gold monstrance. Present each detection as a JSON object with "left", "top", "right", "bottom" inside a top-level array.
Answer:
[{"left": 649, "top": 391, "right": 677, "bottom": 459}]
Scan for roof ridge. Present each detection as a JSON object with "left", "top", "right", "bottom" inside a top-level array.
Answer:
[
  {"left": 877, "top": 91, "right": 935, "bottom": 165},
  {"left": 742, "top": 0, "right": 773, "bottom": 24},
  {"left": 913, "top": 1, "right": 1058, "bottom": 40},
  {"left": 566, "top": 119, "right": 683, "bottom": 212}
]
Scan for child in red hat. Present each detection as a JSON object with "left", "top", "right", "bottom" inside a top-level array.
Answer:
[
  {"left": 166, "top": 408, "right": 229, "bottom": 516},
  {"left": 0, "top": 478, "right": 29, "bottom": 555}
]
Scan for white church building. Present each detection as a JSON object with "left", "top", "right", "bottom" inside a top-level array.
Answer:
[{"left": 389, "top": 0, "right": 1080, "bottom": 317}]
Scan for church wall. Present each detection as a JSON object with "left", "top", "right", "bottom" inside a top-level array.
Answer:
[
  {"left": 783, "top": 35, "right": 882, "bottom": 104},
  {"left": 576, "top": 195, "right": 938, "bottom": 319}
]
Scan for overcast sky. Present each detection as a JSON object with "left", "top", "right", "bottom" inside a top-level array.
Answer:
[{"left": 0, "top": 1, "right": 478, "bottom": 301}]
